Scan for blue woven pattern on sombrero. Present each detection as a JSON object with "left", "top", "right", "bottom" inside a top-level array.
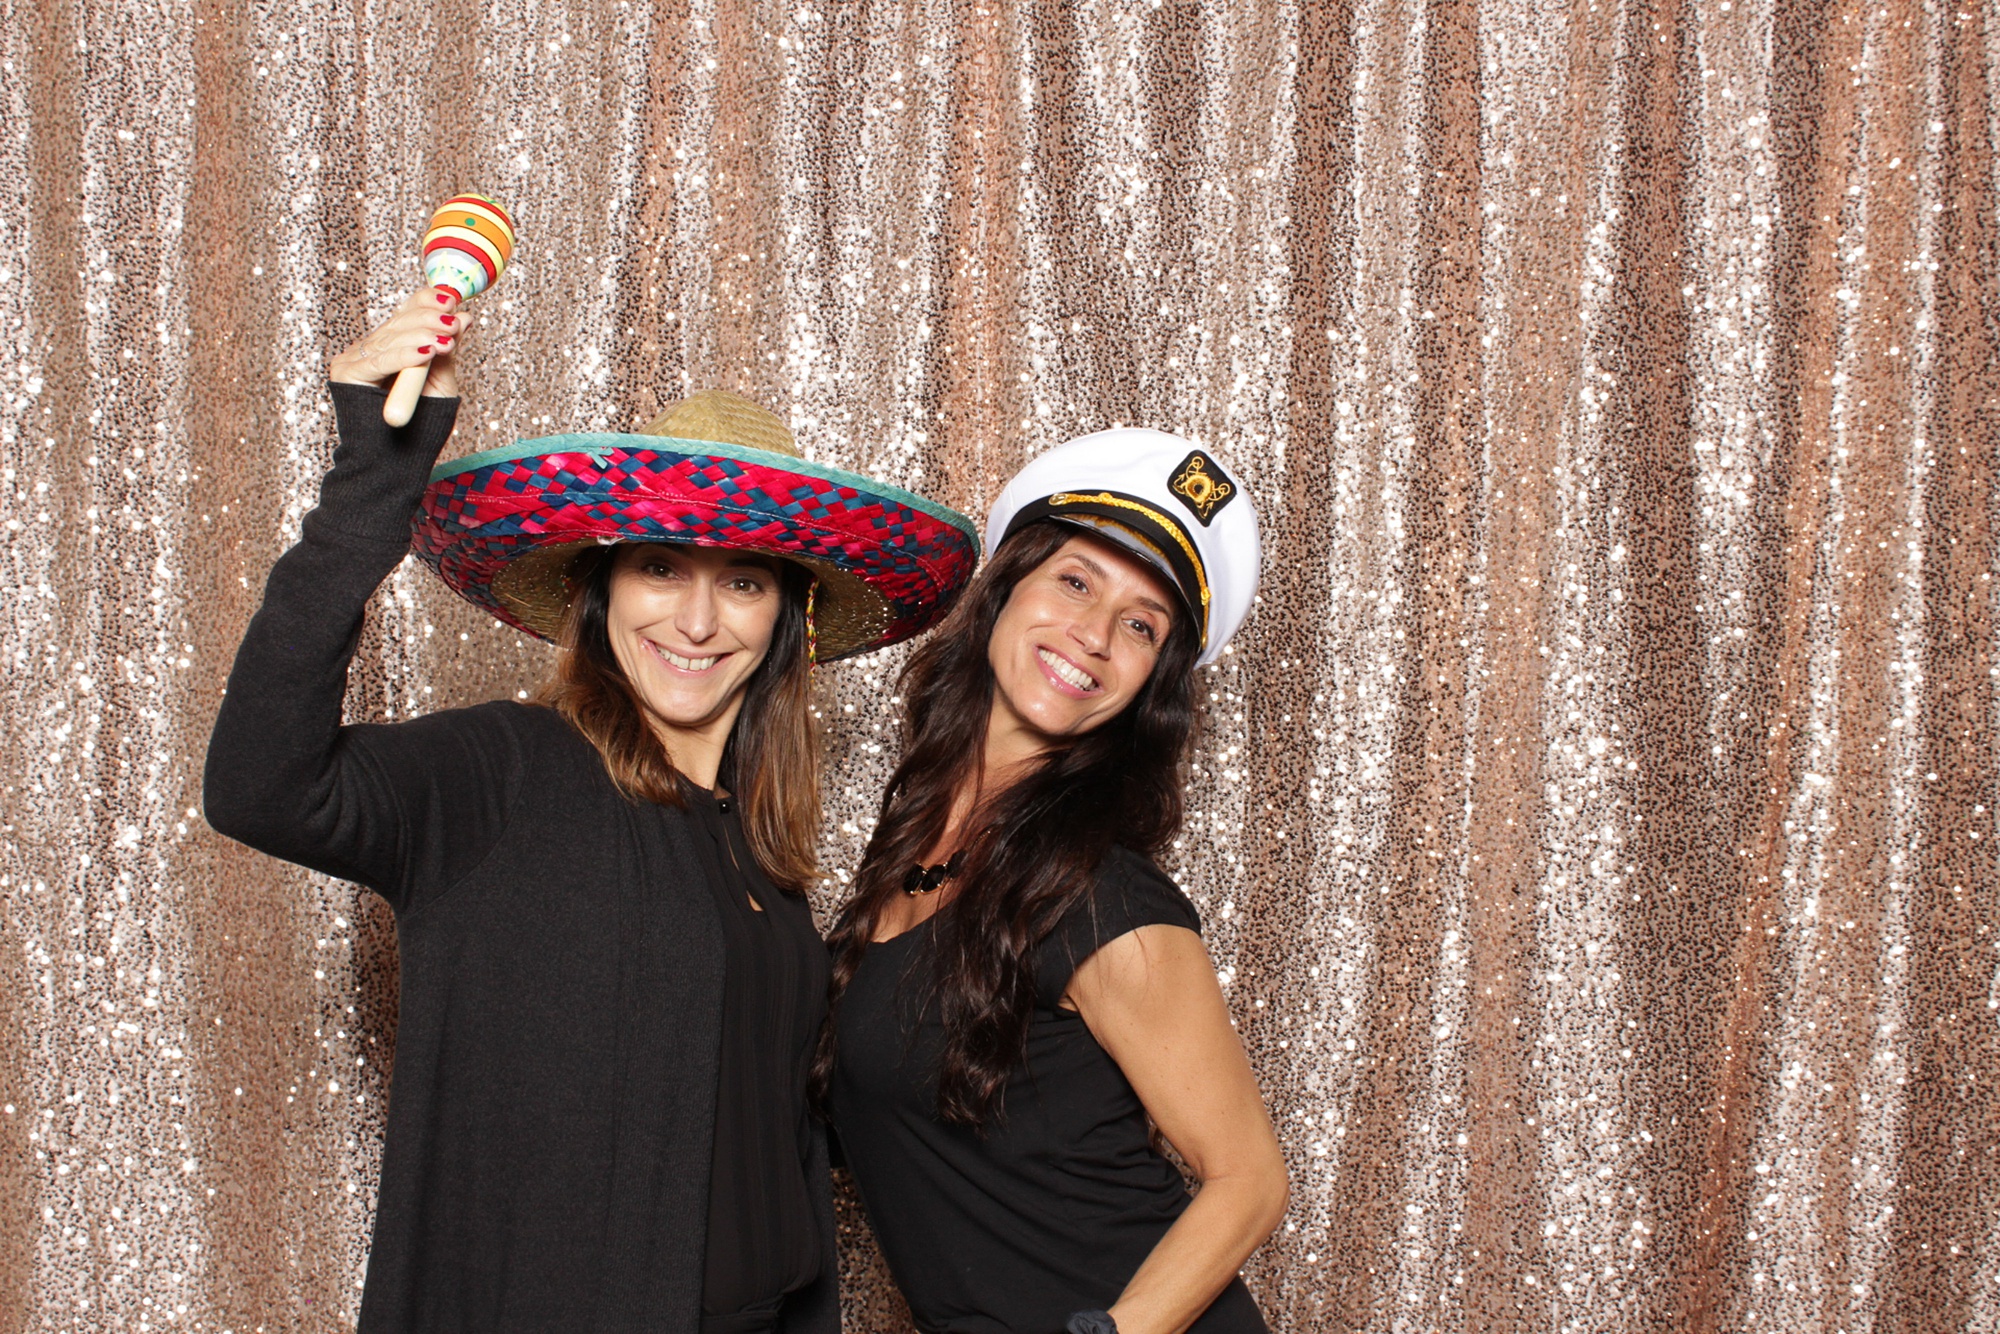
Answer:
[{"left": 411, "top": 442, "right": 977, "bottom": 648}]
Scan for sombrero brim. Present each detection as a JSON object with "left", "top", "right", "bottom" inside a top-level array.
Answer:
[{"left": 411, "top": 433, "right": 980, "bottom": 662}]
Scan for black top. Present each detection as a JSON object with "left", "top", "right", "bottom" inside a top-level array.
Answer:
[
  {"left": 202, "top": 383, "right": 837, "bottom": 1334},
  {"left": 683, "top": 789, "right": 828, "bottom": 1314},
  {"left": 827, "top": 847, "right": 1269, "bottom": 1334}
]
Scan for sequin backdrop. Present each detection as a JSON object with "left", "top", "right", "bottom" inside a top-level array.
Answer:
[{"left": 1, "top": 0, "right": 1996, "bottom": 1329}]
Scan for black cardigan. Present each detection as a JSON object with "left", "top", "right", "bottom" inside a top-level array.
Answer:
[{"left": 203, "top": 383, "right": 839, "bottom": 1334}]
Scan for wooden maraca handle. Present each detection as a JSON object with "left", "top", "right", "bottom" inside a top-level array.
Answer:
[
  {"left": 382, "top": 193, "right": 516, "bottom": 426},
  {"left": 383, "top": 361, "right": 429, "bottom": 427}
]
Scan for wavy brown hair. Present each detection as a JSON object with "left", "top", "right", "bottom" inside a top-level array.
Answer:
[
  {"left": 538, "top": 543, "right": 823, "bottom": 893},
  {"left": 812, "top": 520, "right": 1201, "bottom": 1125}
]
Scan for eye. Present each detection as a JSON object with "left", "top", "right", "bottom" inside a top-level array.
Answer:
[
  {"left": 1125, "top": 617, "right": 1159, "bottom": 644},
  {"left": 1059, "top": 570, "right": 1089, "bottom": 593}
]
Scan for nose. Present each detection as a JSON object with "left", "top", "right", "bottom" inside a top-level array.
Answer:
[
  {"left": 1068, "top": 605, "right": 1114, "bottom": 658},
  {"left": 676, "top": 574, "right": 720, "bottom": 643}
]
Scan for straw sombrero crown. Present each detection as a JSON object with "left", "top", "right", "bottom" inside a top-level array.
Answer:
[{"left": 413, "top": 390, "right": 979, "bottom": 661}]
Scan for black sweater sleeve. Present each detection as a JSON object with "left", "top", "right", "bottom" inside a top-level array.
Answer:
[{"left": 203, "top": 382, "right": 524, "bottom": 913}]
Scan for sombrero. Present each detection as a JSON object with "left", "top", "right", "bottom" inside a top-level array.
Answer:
[{"left": 412, "top": 390, "right": 980, "bottom": 662}]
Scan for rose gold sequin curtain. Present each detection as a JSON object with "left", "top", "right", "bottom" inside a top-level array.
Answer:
[{"left": 2, "top": 0, "right": 1996, "bottom": 1329}]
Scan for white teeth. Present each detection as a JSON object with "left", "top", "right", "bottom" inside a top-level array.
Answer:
[
  {"left": 1038, "top": 648, "right": 1098, "bottom": 691},
  {"left": 652, "top": 642, "right": 718, "bottom": 672}
]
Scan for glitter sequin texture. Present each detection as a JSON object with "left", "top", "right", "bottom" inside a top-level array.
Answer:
[{"left": 1, "top": 2, "right": 1996, "bottom": 1330}]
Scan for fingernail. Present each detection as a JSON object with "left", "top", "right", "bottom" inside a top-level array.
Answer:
[
  {"left": 436, "top": 292, "right": 452, "bottom": 305},
  {"left": 437, "top": 335, "right": 452, "bottom": 346},
  {"left": 440, "top": 314, "right": 456, "bottom": 325},
  {"left": 416, "top": 345, "right": 432, "bottom": 355}
]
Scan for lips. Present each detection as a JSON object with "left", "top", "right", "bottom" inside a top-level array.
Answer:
[
  {"left": 1037, "top": 646, "right": 1099, "bottom": 692},
  {"left": 645, "top": 638, "right": 721, "bottom": 673}
]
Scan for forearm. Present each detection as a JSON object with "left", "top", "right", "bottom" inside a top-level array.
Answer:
[
  {"left": 203, "top": 384, "right": 458, "bottom": 865},
  {"left": 1107, "top": 1170, "right": 1287, "bottom": 1334},
  {"left": 1067, "top": 925, "right": 1288, "bottom": 1334}
]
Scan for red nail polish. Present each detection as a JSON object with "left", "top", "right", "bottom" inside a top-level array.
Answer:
[
  {"left": 437, "top": 336, "right": 452, "bottom": 346},
  {"left": 440, "top": 314, "right": 456, "bottom": 325},
  {"left": 416, "top": 345, "right": 432, "bottom": 355},
  {"left": 436, "top": 292, "right": 452, "bottom": 305}
]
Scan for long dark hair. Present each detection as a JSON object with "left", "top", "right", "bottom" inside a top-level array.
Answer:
[
  {"left": 537, "top": 544, "right": 823, "bottom": 893},
  {"left": 813, "top": 520, "right": 1200, "bottom": 1125}
]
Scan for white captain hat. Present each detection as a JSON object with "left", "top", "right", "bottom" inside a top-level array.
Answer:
[{"left": 984, "top": 428, "right": 1260, "bottom": 668}]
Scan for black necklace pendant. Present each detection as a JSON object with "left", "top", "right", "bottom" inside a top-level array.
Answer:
[{"left": 903, "top": 848, "right": 966, "bottom": 896}]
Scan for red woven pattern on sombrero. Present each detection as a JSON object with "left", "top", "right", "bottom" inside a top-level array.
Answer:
[{"left": 412, "top": 446, "right": 975, "bottom": 644}]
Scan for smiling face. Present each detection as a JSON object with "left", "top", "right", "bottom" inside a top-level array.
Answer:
[
  {"left": 983, "top": 531, "right": 1180, "bottom": 772},
  {"left": 605, "top": 542, "right": 786, "bottom": 784}
]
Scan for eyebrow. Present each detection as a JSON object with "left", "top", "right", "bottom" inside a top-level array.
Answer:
[
  {"left": 719, "top": 554, "right": 781, "bottom": 572},
  {"left": 630, "top": 545, "right": 779, "bottom": 574},
  {"left": 1067, "top": 550, "right": 1175, "bottom": 620}
]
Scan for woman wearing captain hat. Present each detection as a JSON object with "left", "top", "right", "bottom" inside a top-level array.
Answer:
[
  {"left": 203, "top": 287, "right": 978, "bottom": 1332},
  {"left": 815, "top": 431, "right": 1287, "bottom": 1333}
]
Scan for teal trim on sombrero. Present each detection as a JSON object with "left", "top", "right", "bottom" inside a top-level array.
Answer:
[{"left": 431, "top": 432, "right": 980, "bottom": 544}]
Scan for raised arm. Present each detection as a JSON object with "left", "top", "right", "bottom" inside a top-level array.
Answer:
[
  {"left": 203, "top": 290, "right": 502, "bottom": 905},
  {"left": 1065, "top": 925, "right": 1289, "bottom": 1334}
]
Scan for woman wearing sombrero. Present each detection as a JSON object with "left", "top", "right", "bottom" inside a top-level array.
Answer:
[
  {"left": 204, "top": 288, "right": 977, "bottom": 1332},
  {"left": 815, "top": 432, "right": 1288, "bottom": 1332}
]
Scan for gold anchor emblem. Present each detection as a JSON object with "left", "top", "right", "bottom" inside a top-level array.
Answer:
[{"left": 1168, "top": 451, "right": 1235, "bottom": 526}]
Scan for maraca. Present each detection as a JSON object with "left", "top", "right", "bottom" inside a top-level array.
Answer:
[{"left": 383, "top": 193, "right": 517, "bottom": 426}]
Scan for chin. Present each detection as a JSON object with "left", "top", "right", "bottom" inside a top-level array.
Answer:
[
  {"left": 1031, "top": 705, "right": 1104, "bottom": 742},
  {"left": 648, "top": 697, "right": 727, "bottom": 732}
]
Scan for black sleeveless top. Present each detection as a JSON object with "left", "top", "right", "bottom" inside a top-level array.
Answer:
[{"left": 827, "top": 847, "right": 1268, "bottom": 1334}]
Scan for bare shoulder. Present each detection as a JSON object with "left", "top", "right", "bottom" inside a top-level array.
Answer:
[
  {"left": 1074, "top": 921, "right": 1211, "bottom": 989},
  {"left": 1064, "top": 922, "right": 1221, "bottom": 1027}
]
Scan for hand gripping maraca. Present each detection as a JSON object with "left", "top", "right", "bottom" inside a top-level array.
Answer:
[{"left": 383, "top": 193, "right": 517, "bottom": 426}]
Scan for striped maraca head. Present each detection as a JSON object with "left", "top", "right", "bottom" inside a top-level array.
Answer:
[{"left": 421, "top": 194, "right": 515, "bottom": 301}]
